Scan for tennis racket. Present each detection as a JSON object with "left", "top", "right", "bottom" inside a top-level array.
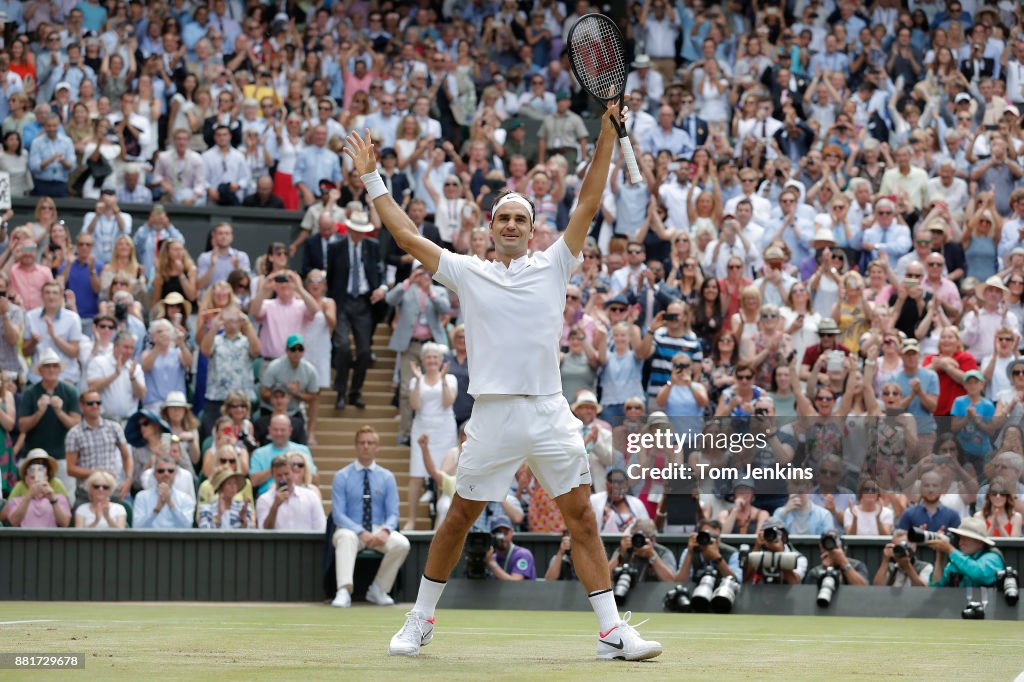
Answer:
[{"left": 566, "top": 13, "right": 641, "bottom": 185}]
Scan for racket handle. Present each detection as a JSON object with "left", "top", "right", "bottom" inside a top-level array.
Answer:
[{"left": 619, "top": 135, "right": 642, "bottom": 185}]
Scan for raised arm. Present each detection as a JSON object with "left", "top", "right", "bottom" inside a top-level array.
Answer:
[
  {"left": 344, "top": 129, "right": 443, "bottom": 273},
  {"left": 563, "top": 102, "right": 619, "bottom": 256}
]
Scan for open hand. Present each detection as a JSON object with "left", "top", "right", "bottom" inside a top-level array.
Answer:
[{"left": 342, "top": 129, "right": 378, "bottom": 176}]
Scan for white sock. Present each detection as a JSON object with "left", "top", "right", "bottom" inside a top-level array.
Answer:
[
  {"left": 413, "top": 576, "right": 446, "bottom": 619},
  {"left": 588, "top": 589, "right": 620, "bottom": 633}
]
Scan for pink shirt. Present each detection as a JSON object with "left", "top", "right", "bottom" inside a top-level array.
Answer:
[
  {"left": 257, "top": 297, "right": 311, "bottom": 358},
  {"left": 343, "top": 71, "right": 376, "bottom": 109},
  {"left": 6, "top": 495, "right": 70, "bottom": 528},
  {"left": 9, "top": 263, "right": 54, "bottom": 311}
]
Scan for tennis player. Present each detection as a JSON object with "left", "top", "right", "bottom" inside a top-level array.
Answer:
[{"left": 343, "top": 102, "right": 661, "bottom": 661}]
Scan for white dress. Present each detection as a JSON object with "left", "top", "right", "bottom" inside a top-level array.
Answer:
[
  {"left": 304, "top": 309, "right": 331, "bottom": 389},
  {"left": 408, "top": 375, "right": 458, "bottom": 478}
]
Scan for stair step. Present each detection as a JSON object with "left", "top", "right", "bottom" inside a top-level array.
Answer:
[{"left": 318, "top": 404, "right": 397, "bottom": 418}]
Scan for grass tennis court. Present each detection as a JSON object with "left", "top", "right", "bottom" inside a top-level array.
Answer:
[{"left": 1, "top": 602, "right": 1021, "bottom": 680}]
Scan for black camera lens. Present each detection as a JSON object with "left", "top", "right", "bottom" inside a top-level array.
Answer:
[
  {"left": 631, "top": 532, "right": 647, "bottom": 550},
  {"left": 820, "top": 531, "right": 840, "bottom": 551},
  {"left": 696, "top": 530, "right": 711, "bottom": 546},
  {"left": 892, "top": 542, "right": 908, "bottom": 559},
  {"left": 762, "top": 527, "right": 779, "bottom": 543}
]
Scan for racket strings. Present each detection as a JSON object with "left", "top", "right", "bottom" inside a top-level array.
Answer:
[{"left": 570, "top": 17, "right": 626, "bottom": 99}]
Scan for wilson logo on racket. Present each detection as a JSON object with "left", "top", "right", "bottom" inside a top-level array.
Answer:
[{"left": 579, "top": 39, "right": 617, "bottom": 76}]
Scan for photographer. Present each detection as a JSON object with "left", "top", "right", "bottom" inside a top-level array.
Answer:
[
  {"left": 873, "top": 529, "right": 933, "bottom": 587},
  {"left": 675, "top": 519, "right": 740, "bottom": 582},
  {"left": 744, "top": 518, "right": 807, "bottom": 584},
  {"left": 486, "top": 516, "right": 536, "bottom": 581},
  {"left": 802, "top": 531, "right": 868, "bottom": 587},
  {"left": 544, "top": 529, "right": 577, "bottom": 581},
  {"left": 608, "top": 519, "right": 676, "bottom": 583},
  {"left": 591, "top": 467, "right": 649, "bottom": 534},
  {"left": 927, "top": 518, "right": 1006, "bottom": 588}
]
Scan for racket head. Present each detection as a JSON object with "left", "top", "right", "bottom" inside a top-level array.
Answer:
[{"left": 567, "top": 13, "right": 628, "bottom": 103}]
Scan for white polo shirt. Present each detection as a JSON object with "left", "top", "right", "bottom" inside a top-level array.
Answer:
[
  {"left": 86, "top": 353, "right": 144, "bottom": 419},
  {"left": 434, "top": 238, "right": 580, "bottom": 397}
]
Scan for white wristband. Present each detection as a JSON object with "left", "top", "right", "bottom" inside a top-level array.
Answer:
[{"left": 361, "top": 170, "right": 387, "bottom": 201}]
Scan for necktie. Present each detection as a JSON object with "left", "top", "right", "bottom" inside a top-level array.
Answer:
[
  {"left": 349, "top": 242, "right": 361, "bottom": 296},
  {"left": 322, "top": 238, "right": 328, "bottom": 267},
  {"left": 362, "top": 469, "right": 373, "bottom": 532},
  {"left": 761, "top": 120, "right": 767, "bottom": 138}
]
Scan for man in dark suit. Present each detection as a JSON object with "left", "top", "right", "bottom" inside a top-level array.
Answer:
[
  {"left": 327, "top": 210, "right": 386, "bottom": 410},
  {"left": 379, "top": 148, "right": 411, "bottom": 203},
  {"left": 960, "top": 43, "right": 995, "bottom": 83},
  {"left": 675, "top": 94, "right": 708, "bottom": 148},
  {"left": 302, "top": 212, "right": 340, "bottom": 276},
  {"left": 379, "top": 198, "right": 442, "bottom": 285}
]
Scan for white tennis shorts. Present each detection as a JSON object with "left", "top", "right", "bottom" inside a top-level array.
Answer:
[{"left": 456, "top": 393, "right": 592, "bottom": 501}]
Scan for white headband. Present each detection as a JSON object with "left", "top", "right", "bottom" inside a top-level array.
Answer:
[{"left": 492, "top": 193, "right": 535, "bottom": 223}]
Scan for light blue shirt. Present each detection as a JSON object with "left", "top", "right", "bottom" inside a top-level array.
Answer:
[
  {"left": 362, "top": 111, "right": 401, "bottom": 148},
  {"left": 294, "top": 146, "right": 342, "bottom": 197},
  {"left": 28, "top": 133, "right": 76, "bottom": 182},
  {"left": 894, "top": 368, "right": 940, "bottom": 435},
  {"left": 677, "top": 547, "right": 742, "bottom": 580},
  {"left": 133, "top": 486, "right": 195, "bottom": 529},
  {"left": 331, "top": 461, "right": 400, "bottom": 533},
  {"left": 251, "top": 441, "right": 315, "bottom": 495},
  {"left": 772, "top": 502, "right": 837, "bottom": 534},
  {"left": 641, "top": 126, "right": 694, "bottom": 157},
  {"left": 851, "top": 222, "right": 912, "bottom": 264}
]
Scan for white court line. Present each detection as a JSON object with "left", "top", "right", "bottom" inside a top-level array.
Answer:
[
  {"left": 0, "top": 620, "right": 56, "bottom": 625},
  {"left": 20, "top": 619, "right": 1023, "bottom": 648}
]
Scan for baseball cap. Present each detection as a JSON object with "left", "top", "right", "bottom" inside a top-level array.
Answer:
[
  {"left": 286, "top": 334, "right": 304, "bottom": 349},
  {"left": 963, "top": 369, "right": 985, "bottom": 383},
  {"left": 556, "top": 90, "right": 571, "bottom": 101}
]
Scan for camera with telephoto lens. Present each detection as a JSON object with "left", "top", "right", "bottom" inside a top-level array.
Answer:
[
  {"left": 744, "top": 551, "right": 800, "bottom": 572},
  {"left": 820, "top": 530, "right": 841, "bottom": 552},
  {"left": 907, "top": 527, "right": 942, "bottom": 544},
  {"left": 997, "top": 567, "right": 1019, "bottom": 605},
  {"left": 816, "top": 566, "right": 842, "bottom": 607},
  {"left": 711, "top": 576, "right": 741, "bottom": 613},
  {"left": 690, "top": 567, "right": 719, "bottom": 612},
  {"left": 696, "top": 530, "right": 712, "bottom": 547},
  {"left": 613, "top": 564, "right": 638, "bottom": 605},
  {"left": 632, "top": 532, "right": 648, "bottom": 550},
  {"left": 961, "top": 601, "right": 986, "bottom": 620},
  {"left": 762, "top": 526, "right": 781, "bottom": 544},
  {"left": 463, "top": 532, "right": 492, "bottom": 579},
  {"left": 663, "top": 584, "right": 692, "bottom": 612}
]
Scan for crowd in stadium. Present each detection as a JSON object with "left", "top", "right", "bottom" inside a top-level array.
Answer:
[{"left": 0, "top": 0, "right": 1023, "bottom": 603}]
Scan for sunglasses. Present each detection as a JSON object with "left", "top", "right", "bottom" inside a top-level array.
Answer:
[
  {"left": 1013, "top": 370, "right": 1024, "bottom": 377},
  {"left": 625, "top": 405, "right": 644, "bottom": 411},
  {"left": 92, "top": 485, "right": 111, "bottom": 491},
  {"left": 736, "top": 374, "right": 753, "bottom": 381},
  {"left": 877, "top": 210, "right": 894, "bottom": 215},
  {"left": 673, "top": 364, "right": 691, "bottom": 371},
  {"left": 83, "top": 400, "right": 102, "bottom": 406},
  {"left": 155, "top": 468, "right": 175, "bottom": 474},
  {"left": 762, "top": 313, "right": 779, "bottom": 319},
  {"left": 915, "top": 239, "right": 931, "bottom": 246},
  {"left": 608, "top": 306, "right": 626, "bottom": 313},
  {"left": 290, "top": 461, "right": 306, "bottom": 469},
  {"left": 862, "top": 487, "right": 880, "bottom": 494},
  {"left": 905, "top": 273, "right": 922, "bottom": 279},
  {"left": 719, "top": 337, "right": 735, "bottom": 343},
  {"left": 566, "top": 294, "right": 580, "bottom": 301},
  {"left": 444, "top": 182, "right": 459, "bottom": 187},
  {"left": 219, "top": 458, "right": 238, "bottom": 464},
  {"left": 728, "top": 264, "right": 743, "bottom": 270},
  {"left": 228, "top": 403, "right": 247, "bottom": 409},
  {"left": 288, "top": 346, "right": 305, "bottom": 352}
]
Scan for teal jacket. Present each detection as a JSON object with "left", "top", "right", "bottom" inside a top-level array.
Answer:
[{"left": 930, "top": 549, "right": 1005, "bottom": 587}]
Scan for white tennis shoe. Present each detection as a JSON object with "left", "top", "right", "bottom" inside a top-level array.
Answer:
[
  {"left": 366, "top": 582, "right": 395, "bottom": 606},
  {"left": 388, "top": 611, "right": 434, "bottom": 656},
  {"left": 595, "top": 612, "right": 663, "bottom": 661}
]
